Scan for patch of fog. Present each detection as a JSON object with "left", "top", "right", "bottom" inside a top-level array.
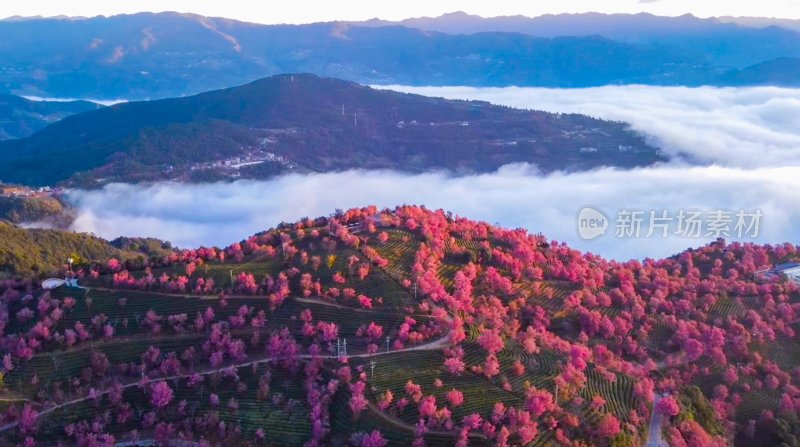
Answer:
[
  {"left": 63, "top": 164, "right": 800, "bottom": 261},
  {"left": 22, "top": 95, "right": 128, "bottom": 106},
  {"left": 18, "top": 220, "right": 58, "bottom": 230},
  {"left": 376, "top": 85, "right": 800, "bottom": 168}
]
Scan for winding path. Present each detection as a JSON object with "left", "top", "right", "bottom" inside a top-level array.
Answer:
[
  {"left": 364, "top": 399, "right": 486, "bottom": 443},
  {"left": 0, "top": 332, "right": 450, "bottom": 434}
]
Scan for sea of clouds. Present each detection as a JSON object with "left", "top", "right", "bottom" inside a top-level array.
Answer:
[
  {"left": 380, "top": 85, "right": 800, "bottom": 168},
  {"left": 63, "top": 86, "right": 800, "bottom": 261}
]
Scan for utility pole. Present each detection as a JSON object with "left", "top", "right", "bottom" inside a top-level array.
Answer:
[
  {"left": 343, "top": 338, "right": 347, "bottom": 358},
  {"left": 370, "top": 361, "right": 376, "bottom": 381},
  {"left": 555, "top": 383, "right": 559, "bottom": 406},
  {"left": 229, "top": 269, "right": 234, "bottom": 287},
  {"left": 385, "top": 336, "right": 391, "bottom": 353}
]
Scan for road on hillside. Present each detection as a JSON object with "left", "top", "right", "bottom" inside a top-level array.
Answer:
[
  {"left": 0, "top": 332, "right": 451, "bottom": 433},
  {"left": 646, "top": 393, "right": 668, "bottom": 447}
]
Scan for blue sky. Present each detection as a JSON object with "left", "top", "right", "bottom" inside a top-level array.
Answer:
[{"left": 3, "top": 0, "right": 800, "bottom": 23}]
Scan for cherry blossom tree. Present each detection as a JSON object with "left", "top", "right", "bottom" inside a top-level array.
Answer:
[
  {"left": 150, "top": 381, "right": 174, "bottom": 408},
  {"left": 656, "top": 395, "right": 681, "bottom": 417},
  {"left": 350, "top": 430, "right": 388, "bottom": 447},
  {"left": 446, "top": 389, "right": 464, "bottom": 407}
]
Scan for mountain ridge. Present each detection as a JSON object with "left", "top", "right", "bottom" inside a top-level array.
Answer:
[
  {"left": 0, "top": 73, "right": 664, "bottom": 187},
  {"left": 2, "top": 12, "right": 800, "bottom": 99},
  {"left": 359, "top": 11, "right": 800, "bottom": 68},
  {"left": 0, "top": 94, "right": 101, "bottom": 140}
]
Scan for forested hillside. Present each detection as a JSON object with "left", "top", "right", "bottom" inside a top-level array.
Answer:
[
  {"left": 0, "top": 222, "right": 172, "bottom": 278},
  {"left": 0, "top": 206, "right": 798, "bottom": 445},
  {"left": 0, "top": 74, "right": 663, "bottom": 186}
]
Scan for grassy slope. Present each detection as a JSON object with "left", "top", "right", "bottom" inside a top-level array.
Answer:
[{"left": 0, "top": 222, "right": 171, "bottom": 278}]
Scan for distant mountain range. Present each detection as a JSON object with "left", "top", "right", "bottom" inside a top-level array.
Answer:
[
  {"left": 0, "top": 74, "right": 664, "bottom": 186},
  {"left": 363, "top": 11, "right": 800, "bottom": 67},
  {"left": 1, "top": 12, "right": 800, "bottom": 99},
  {"left": 0, "top": 94, "right": 100, "bottom": 140}
]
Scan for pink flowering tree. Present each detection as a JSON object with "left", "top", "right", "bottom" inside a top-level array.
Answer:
[
  {"left": 656, "top": 395, "right": 681, "bottom": 417},
  {"left": 446, "top": 389, "right": 465, "bottom": 407},
  {"left": 150, "top": 381, "right": 174, "bottom": 408}
]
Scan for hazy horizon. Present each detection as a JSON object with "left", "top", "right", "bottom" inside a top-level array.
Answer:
[{"left": 2, "top": 1, "right": 799, "bottom": 25}]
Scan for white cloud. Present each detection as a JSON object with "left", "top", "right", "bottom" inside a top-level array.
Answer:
[
  {"left": 65, "top": 164, "right": 800, "bottom": 261},
  {"left": 22, "top": 96, "right": 127, "bottom": 106},
  {"left": 378, "top": 85, "right": 800, "bottom": 168}
]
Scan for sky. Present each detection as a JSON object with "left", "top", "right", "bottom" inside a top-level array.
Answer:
[{"left": 2, "top": 0, "right": 800, "bottom": 23}]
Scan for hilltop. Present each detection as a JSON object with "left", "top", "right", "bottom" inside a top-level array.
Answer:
[
  {"left": 0, "top": 205, "right": 798, "bottom": 446},
  {"left": 0, "top": 74, "right": 663, "bottom": 186},
  {"left": 0, "top": 222, "right": 173, "bottom": 278}
]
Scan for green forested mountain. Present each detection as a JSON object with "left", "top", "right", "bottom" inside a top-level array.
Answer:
[
  {"left": 0, "top": 74, "right": 664, "bottom": 186},
  {"left": 0, "top": 93, "right": 100, "bottom": 140},
  {"left": 0, "top": 221, "right": 172, "bottom": 278}
]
